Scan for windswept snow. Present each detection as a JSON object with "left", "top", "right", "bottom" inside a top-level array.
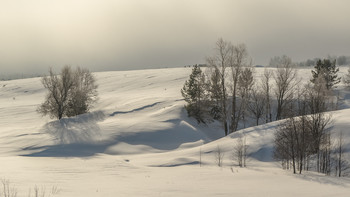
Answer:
[{"left": 0, "top": 67, "right": 350, "bottom": 196}]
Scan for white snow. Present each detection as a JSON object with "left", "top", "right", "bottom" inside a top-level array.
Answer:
[{"left": 0, "top": 67, "right": 349, "bottom": 196}]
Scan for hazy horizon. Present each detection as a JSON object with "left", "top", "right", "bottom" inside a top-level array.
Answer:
[{"left": 1, "top": 0, "right": 350, "bottom": 75}]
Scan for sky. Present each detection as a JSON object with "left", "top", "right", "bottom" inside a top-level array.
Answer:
[{"left": 1, "top": 0, "right": 350, "bottom": 75}]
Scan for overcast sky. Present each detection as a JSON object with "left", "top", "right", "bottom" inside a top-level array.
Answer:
[{"left": 1, "top": 0, "right": 350, "bottom": 74}]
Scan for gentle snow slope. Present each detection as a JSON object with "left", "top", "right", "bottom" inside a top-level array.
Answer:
[{"left": 0, "top": 67, "right": 349, "bottom": 197}]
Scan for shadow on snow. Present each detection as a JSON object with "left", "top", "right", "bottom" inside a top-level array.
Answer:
[{"left": 22, "top": 111, "right": 207, "bottom": 157}]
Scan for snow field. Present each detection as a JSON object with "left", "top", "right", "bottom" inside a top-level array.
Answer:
[{"left": 0, "top": 67, "right": 349, "bottom": 196}]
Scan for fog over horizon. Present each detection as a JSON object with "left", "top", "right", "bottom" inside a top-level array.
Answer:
[{"left": 1, "top": 0, "right": 350, "bottom": 75}]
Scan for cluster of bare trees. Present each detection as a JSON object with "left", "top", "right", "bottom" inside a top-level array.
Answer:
[
  {"left": 182, "top": 38, "right": 345, "bottom": 137},
  {"left": 183, "top": 38, "right": 326, "bottom": 135},
  {"left": 182, "top": 38, "right": 348, "bottom": 175},
  {"left": 274, "top": 113, "right": 332, "bottom": 174},
  {"left": 273, "top": 64, "right": 349, "bottom": 176},
  {"left": 0, "top": 179, "right": 60, "bottom": 197},
  {"left": 334, "top": 131, "right": 349, "bottom": 177},
  {"left": 233, "top": 135, "right": 248, "bottom": 167},
  {"left": 37, "top": 66, "right": 98, "bottom": 120},
  {"left": 212, "top": 138, "right": 249, "bottom": 168},
  {"left": 205, "top": 38, "right": 252, "bottom": 135},
  {"left": 274, "top": 114, "right": 349, "bottom": 176}
]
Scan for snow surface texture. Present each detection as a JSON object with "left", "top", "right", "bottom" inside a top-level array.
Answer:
[{"left": 0, "top": 67, "right": 349, "bottom": 196}]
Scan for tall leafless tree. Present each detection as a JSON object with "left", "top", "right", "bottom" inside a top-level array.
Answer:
[
  {"left": 229, "top": 44, "right": 250, "bottom": 133},
  {"left": 335, "top": 131, "right": 350, "bottom": 177},
  {"left": 233, "top": 135, "right": 248, "bottom": 167},
  {"left": 215, "top": 145, "right": 225, "bottom": 167},
  {"left": 206, "top": 38, "right": 231, "bottom": 135},
  {"left": 248, "top": 84, "right": 265, "bottom": 126},
  {"left": 273, "top": 56, "right": 299, "bottom": 120},
  {"left": 274, "top": 117, "right": 298, "bottom": 174},
  {"left": 308, "top": 112, "right": 333, "bottom": 173},
  {"left": 261, "top": 68, "right": 273, "bottom": 123},
  {"left": 236, "top": 67, "right": 254, "bottom": 128}
]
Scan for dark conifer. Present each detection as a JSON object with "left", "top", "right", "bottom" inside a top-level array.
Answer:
[
  {"left": 311, "top": 59, "right": 341, "bottom": 90},
  {"left": 181, "top": 65, "right": 206, "bottom": 123}
]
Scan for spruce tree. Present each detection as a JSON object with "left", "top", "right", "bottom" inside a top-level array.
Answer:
[
  {"left": 181, "top": 65, "right": 207, "bottom": 123},
  {"left": 311, "top": 59, "right": 341, "bottom": 90},
  {"left": 208, "top": 67, "right": 223, "bottom": 120}
]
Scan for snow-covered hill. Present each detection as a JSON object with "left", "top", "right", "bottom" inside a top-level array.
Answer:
[{"left": 0, "top": 67, "right": 349, "bottom": 196}]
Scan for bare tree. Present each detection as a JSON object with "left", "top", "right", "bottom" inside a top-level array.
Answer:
[
  {"left": 273, "top": 56, "right": 299, "bottom": 120},
  {"left": 206, "top": 38, "right": 231, "bottom": 135},
  {"left": 274, "top": 117, "right": 298, "bottom": 174},
  {"left": 215, "top": 145, "right": 225, "bottom": 167},
  {"left": 248, "top": 84, "right": 265, "bottom": 126},
  {"left": 308, "top": 113, "right": 333, "bottom": 173},
  {"left": 233, "top": 135, "right": 248, "bottom": 167},
  {"left": 66, "top": 67, "right": 98, "bottom": 117},
  {"left": 37, "top": 66, "right": 74, "bottom": 120},
  {"left": 229, "top": 44, "right": 250, "bottom": 133},
  {"left": 1, "top": 179, "right": 17, "bottom": 197},
  {"left": 261, "top": 68, "right": 273, "bottom": 123},
  {"left": 206, "top": 39, "right": 251, "bottom": 134},
  {"left": 38, "top": 66, "right": 98, "bottom": 120},
  {"left": 335, "top": 131, "right": 350, "bottom": 177},
  {"left": 294, "top": 85, "right": 306, "bottom": 116},
  {"left": 274, "top": 113, "right": 332, "bottom": 174},
  {"left": 236, "top": 67, "right": 254, "bottom": 128}
]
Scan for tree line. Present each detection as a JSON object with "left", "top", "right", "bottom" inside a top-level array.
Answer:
[
  {"left": 182, "top": 38, "right": 349, "bottom": 176},
  {"left": 182, "top": 38, "right": 341, "bottom": 135},
  {"left": 293, "top": 55, "right": 350, "bottom": 67}
]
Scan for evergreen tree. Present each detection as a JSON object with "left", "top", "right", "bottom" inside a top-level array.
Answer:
[
  {"left": 207, "top": 67, "right": 223, "bottom": 120},
  {"left": 181, "top": 65, "right": 207, "bottom": 123},
  {"left": 311, "top": 59, "right": 341, "bottom": 90}
]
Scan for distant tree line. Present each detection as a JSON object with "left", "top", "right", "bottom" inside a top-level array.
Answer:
[
  {"left": 0, "top": 73, "right": 44, "bottom": 81},
  {"left": 293, "top": 55, "right": 350, "bottom": 67}
]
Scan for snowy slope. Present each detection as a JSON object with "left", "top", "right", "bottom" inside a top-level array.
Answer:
[{"left": 0, "top": 67, "right": 349, "bottom": 196}]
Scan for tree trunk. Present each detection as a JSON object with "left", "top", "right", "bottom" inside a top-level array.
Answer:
[{"left": 231, "top": 79, "right": 237, "bottom": 133}]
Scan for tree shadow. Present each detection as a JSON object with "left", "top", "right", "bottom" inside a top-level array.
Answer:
[
  {"left": 44, "top": 111, "right": 106, "bottom": 144},
  {"left": 22, "top": 111, "right": 107, "bottom": 157},
  {"left": 22, "top": 118, "right": 208, "bottom": 157}
]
